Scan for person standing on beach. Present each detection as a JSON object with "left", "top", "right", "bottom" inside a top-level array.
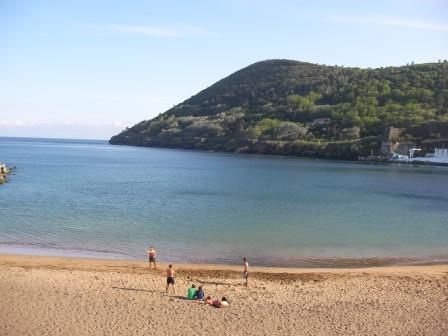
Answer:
[
  {"left": 146, "top": 246, "right": 156, "bottom": 269},
  {"left": 166, "top": 264, "right": 176, "bottom": 295},
  {"left": 243, "top": 257, "right": 249, "bottom": 287}
]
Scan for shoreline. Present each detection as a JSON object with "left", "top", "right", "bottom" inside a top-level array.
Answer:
[
  {"left": 2, "top": 253, "right": 448, "bottom": 276},
  {"left": 2, "top": 244, "right": 448, "bottom": 268}
]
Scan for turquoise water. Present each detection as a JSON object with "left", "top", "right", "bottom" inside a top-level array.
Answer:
[{"left": 1, "top": 137, "right": 447, "bottom": 267}]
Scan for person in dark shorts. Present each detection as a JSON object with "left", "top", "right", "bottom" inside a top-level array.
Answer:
[
  {"left": 146, "top": 246, "right": 156, "bottom": 269},
  {"left": 166, "top": 264, "right": 176, "bottom": 295}
]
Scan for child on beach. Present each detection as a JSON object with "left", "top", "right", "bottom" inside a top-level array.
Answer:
[
  {"left": 212, "top": 297, "right": 229, "bottom": 308},
  {"left": 205, "top": 296, "right": 213, "bottom": 305},
  {"left": 194, "top": 286, "right": 205, "bottom": 300},
  {"left": 187, "top": 284, "right": 197, "bottom": 300},
  {"left": 204, "top": 296, "right": 229, "bottom": 308}
]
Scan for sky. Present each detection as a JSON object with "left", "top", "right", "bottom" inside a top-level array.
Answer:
[{"left": 1, "top": 0, "right": 447, "bottom": 139}]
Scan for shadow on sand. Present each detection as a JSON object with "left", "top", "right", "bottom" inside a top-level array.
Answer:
[
  {"left": 112, "top": 286, "right": 159, "bottom": 293},
  {"left": 171, "top": 295, "right": 190, "bottom": 300},
  {"left": 195, "top": 280, "right": 233, "bottom": 286}
]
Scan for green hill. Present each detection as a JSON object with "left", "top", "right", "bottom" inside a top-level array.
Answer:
[{"left": 110, "top": 59, "right": 448, "bottom": 159}]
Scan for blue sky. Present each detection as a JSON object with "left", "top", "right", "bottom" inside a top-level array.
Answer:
[{"left": 1, "top": 0, "right": 447, "bottom": 139}]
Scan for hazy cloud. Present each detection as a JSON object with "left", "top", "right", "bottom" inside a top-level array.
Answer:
[
  {"left": 0, "top": 121, "right": 126, "bottom": 140},
  {"left": 0, "top": 120, "right": 26, "bottom": 127},
  {"left": 109, "top": 24, "right": 207, "bottom": 37},
  {"left": 332, "top": 15, "right": 448, "bottom": 32},
  {"left": 0, "top": 120, "right": 125, "bottom": 128}
]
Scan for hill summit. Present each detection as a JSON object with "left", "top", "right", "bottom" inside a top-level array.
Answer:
[{"left": 110, "top": 59, "right": 448, "bottom": 159}]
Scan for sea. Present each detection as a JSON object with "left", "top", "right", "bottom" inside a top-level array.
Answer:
[{"left": 1, "top": 137, "right": 447, "bottom": 267}]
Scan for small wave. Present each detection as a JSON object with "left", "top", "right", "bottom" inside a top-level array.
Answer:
[
  {"left": 373, "top": 191, "right": 448, "bottom": 203},
  {"left": 175, "top": 190, "right": 232, "bottom": 197}
]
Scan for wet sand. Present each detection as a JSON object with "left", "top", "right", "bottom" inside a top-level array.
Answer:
[{"left": 1, "top": 254, "right": 447, "bottom": 335}]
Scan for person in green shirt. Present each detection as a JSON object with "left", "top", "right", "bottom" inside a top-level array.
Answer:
[{"left": 187, "top": 284, "right": 197, "bottom": 300}]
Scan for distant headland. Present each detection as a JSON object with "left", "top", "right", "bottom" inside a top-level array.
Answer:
[{"left": 110, "top": 59, "right": 448, "bottom": 160}]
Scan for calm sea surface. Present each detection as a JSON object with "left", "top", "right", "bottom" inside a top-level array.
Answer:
[{"left": 1, "top": 137, "right": 447, "bottom": 267}]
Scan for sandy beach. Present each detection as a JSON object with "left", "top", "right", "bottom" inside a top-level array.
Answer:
[{"left": 1, "top": 254, "right": 447, "bottom": 336}]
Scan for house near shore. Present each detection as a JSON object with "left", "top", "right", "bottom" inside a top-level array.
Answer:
[
  {"left": 312, "top": 118, "right": 331, "bottom": 126},
  {"left": 381, "top": 123, "right": 448, "bottom": 157},
  {"left": 380, "top": 127, "right": 416, "bottom": 156}
]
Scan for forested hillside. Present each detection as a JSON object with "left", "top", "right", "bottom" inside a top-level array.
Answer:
[{"left": 110, "top": 59, "right": 448, "bottom": 159}]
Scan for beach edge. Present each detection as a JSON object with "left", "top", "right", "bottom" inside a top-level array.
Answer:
[{"left": 2, "top": 253, "right": 448, "bottom": 276}]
